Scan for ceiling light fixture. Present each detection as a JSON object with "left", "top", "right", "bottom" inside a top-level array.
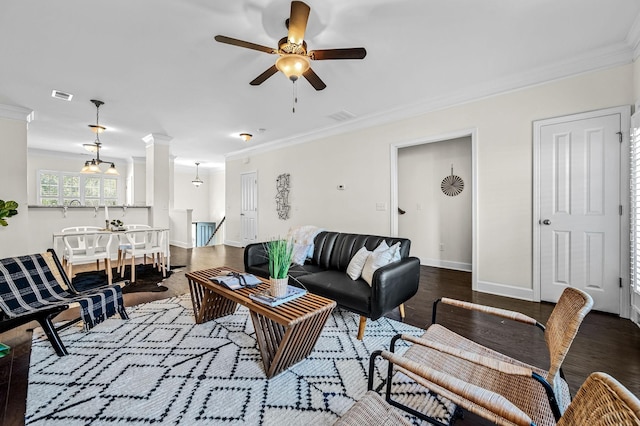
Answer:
[
  {"left": 239, "top": 133, "right": 253, "bottom": 141},
  {"left": 275, "top": 54, "right": 310, "bottom": 82},
  {"left": 192, "top": 162, "right": 204, "bottom": 187},
  {"left": 80, "top": 99, "right": 118, "bottom": 175}
]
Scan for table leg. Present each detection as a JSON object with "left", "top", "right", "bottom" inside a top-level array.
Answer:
[
  {"left": 188, "top": 279, "right": 237, "bottom": 324},
  {"left": 250, "top": 305, "right": 334, "bottom": 378}
]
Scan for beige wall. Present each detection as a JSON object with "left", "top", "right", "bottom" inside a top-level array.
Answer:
[
  {"left": 0, "top": 115, "right": 29, "bottom": 257},
  {"left": 225, "top": 64, "right": 634, "bottom": 298}
]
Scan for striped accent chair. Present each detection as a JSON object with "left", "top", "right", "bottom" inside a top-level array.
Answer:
[{"left": 0, "top": 250, "right": 128, "bottom": 356}]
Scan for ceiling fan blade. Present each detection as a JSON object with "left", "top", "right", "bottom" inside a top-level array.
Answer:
[
  {"left": 214, "top": 35, "right": 276, "bottom": 54},
  {"left": 309, "top": 48, "right": 367, "bottom": 61},
  {"left": 250, "top": 65, "right": 279, "bottom": 85},
  {"left": 287, "top": 1, "right": 310, "bottom": 45},
  {"left": 302, "top": 68, "right": 326, "bottom": 91}
]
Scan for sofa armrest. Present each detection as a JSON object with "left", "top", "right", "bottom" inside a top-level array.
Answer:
[
  {"left": 369, "top": 256, "right": 420, "bottom": 320},
  {"left": 244, "top": 242, "right": 268, "bottom": 269}
]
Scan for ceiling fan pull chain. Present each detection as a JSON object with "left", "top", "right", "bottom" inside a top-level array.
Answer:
[{"left": 292, "top": 80, "right": 298, "bottom": 113}]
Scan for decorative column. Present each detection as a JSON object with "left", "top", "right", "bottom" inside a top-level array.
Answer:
[
  {"left": 142, "top": 133, "right": 172, "bottom": 228},
  {"left": 0, "top": 104, "right": 34, "bottom": 257}
]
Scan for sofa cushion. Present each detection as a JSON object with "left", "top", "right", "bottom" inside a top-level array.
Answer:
[
  {"left": 361, "top": 242, "right": 402, "bottom": 286},
  {"left": 346, "top": 246, "right": 371, "bottom": 280},
  {"left": 296, "top": 270, "right": 371, "bottom": 316}
]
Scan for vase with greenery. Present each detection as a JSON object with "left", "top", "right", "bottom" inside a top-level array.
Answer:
[
  {"left": 267, "top": 239, "right": 293, "bottom": 298},
  {"left": 0, "top": 200, "right": 18, "bottom": 227}
]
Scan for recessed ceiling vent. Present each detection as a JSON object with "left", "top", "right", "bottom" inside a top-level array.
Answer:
[
  {"left": 328, "top": 109, "right": 356, "bottom": 122},
  {"left": 51, "top": 90, "right": 73, "bottom": 101}
]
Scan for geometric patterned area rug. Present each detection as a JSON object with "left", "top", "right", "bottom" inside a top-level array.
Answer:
[{"left": 27, "top": 294, "right": 456, "bottom": 425}]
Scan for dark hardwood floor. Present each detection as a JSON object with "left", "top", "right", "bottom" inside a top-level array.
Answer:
[{"left": 1, "top": 245, "right": 638, "bottom": 425}]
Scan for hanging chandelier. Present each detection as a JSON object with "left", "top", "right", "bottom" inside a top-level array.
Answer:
[
  {"left": 80, "top": 99, "right": 118, "bottom": 175},
  {"left": 192, "top": 162, "right": 203, "bottom": 187}
]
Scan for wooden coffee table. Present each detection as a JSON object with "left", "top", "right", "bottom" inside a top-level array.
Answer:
[{"left": 186, "top": 266, "right": 336, "bottom": 378}]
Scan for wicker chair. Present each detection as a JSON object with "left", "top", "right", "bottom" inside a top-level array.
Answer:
[
  {"left": 557, "top": 372, "right": 640, "bottom": 425},
  {"left": 346, "top": 359, "right": 640, "bottom": 426},
  {"left": 376, "top": 287, "right": 593, "bottom": 426}
]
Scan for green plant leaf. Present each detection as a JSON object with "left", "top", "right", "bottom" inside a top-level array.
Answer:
[
  {"left": 267, "top": 239, "right": 294, "bottom": 279},
  {"left": 0, "top": 199, "right": 18, "bottom": 226}
]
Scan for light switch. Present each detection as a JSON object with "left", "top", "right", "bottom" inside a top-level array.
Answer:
[{"left": 376, "top": 202, "right": 387, "bottom": 211}]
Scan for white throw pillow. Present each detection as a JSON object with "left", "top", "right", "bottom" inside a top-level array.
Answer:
[
  {"left": 346, "top": 246, "right": 371, "bottom": 280},
  {"left": 361, "top": 241, "right": 402, "bottom": 286},
  {"left": 291, "top": 243, "right": 308, "bottom": 265}
]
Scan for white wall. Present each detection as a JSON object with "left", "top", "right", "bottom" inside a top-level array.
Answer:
[
  {"left": 398, "top": 137, "right": 472, "bottom": 270},
  {"left": 225, "top": 64, "right": 634, "bottom": 298}
]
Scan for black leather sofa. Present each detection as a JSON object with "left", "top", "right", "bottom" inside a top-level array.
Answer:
[{"left": 244, "top": 231, "right": 421, "bottom": 339}]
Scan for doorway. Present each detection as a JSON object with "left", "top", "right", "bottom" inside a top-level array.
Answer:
[
  {"left": 533, "top": 106, "right": 630, "bottom": 316},
  {"left": 391, "top": 129, "right": 478, "bottom": 289},
  {"left": 240, "top": 171, "right": 258, "bottom": 246}
]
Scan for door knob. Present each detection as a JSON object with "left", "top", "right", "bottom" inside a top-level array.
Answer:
[{"left": 541, "top": 219, "right": 551, "bottom": 225}]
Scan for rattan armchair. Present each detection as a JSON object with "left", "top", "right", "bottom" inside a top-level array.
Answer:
[
  {"left": 376, "top": 287, "right": 593, "bottom": 425},
  {"left": 362, "top": 348, "right": 640, "bottom": 426}
]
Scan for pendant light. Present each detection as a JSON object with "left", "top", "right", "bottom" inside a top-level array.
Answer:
[
  {"left": 80, "top": 99, "right": 118, "bottom": 175},
  {"left": 192, "top": 162, "right": 204, "bottom": 187}
]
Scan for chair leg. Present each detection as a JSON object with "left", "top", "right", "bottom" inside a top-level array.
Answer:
[
  {"left": 357, "top": 316, "right": 367, "bottom": 340},
  {"left": 130, "top": 256, "right": 136, "bottom": 283},
  {"left": 67, "top": 263, "right": 73, "bottom": 281},
  {"left": 95, "top": 259, "right": 100, "bottom": 271},
  {"left": 105, "top": 258, "right": 112, "bottom": 286},
  {"left": 116, "top": 249, "right": 123, "bottom": 274},
  {"left": 399, "top": 303, "right": 406, "bottom": 319},
  {"left": 36, "top": 315, "right": 68, "bottom": 356},
  {"left": 120, "top": 253, "right": 127, "bottom": 278}
]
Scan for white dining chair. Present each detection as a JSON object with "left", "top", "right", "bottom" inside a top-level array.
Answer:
[
  {"left": 59, "top": 226, "right": 104, "bottom": 269},
  {"left": 120, "top": 228, "right": 167, "bottom": 283},
  {"left": 62, "top": 231, "right": 114, "bottom": 285},
  {"left": 116, "top": 224, "right": 151, "bottom": 274}
]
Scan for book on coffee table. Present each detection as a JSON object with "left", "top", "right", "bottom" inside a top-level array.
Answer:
[
  {"left": 249, "top": 285, "right": 307, "bottom": 307},
  {"left": 209, "top": 272, "right": 262, "bottom": 290}
]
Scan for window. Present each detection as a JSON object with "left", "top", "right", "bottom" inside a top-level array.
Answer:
[{"left": 38, "top": 170, "right": 120, "bottom": 206}]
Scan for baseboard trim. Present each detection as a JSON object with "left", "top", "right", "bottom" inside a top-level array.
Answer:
[
  {"left": 421, "top": 258, "right": 472, "bottom": 272},
  {"left": 169, "top": 240, "right": 192, "bottom": 249},
  {"left": 224, "top": 239, "right": 244, "bottom": 248},
  {"left": 475, "top": 280, "right": 535, "bottom": 301}
]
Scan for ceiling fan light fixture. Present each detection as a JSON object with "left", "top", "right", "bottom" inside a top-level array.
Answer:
[
  {"left": 239, "top": 133, "right": 252, "bottom": 141},
  {"left": 276, "top": 54, "right": 310, "bottom": 81}
]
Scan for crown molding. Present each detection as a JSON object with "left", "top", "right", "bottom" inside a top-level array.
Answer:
[
  {"left": 142, "top": 133, "right": 173, "bottom": 146},
  {"left": 28, "top": 147, "right": 127, "bottom": 162},
  {"left": 626, "top": 12, "right": 640, "bottom": 59},
  {"left": 226, "top": 41, "right": 633, "bottom": 161},
  {"left": 0, "top": 104, "right": 34, "bottom": 122}
]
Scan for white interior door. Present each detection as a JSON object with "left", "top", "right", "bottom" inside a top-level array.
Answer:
[
  {"left": 240, "top": 172, "right": 258, "bottom": 245},
  {"left": 537, "top": 111, "right": 622, "bottom": 313}
]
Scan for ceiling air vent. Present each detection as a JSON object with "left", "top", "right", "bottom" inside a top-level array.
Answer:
[
  {"left": 51, "top": 90, "right": 73, "bottom": 101},
  {"left": 328, "top": 110, "right": 356, "bottom": 122}
]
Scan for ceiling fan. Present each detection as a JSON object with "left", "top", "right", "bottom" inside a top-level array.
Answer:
[{"left": 214, "top": 0, "right": 366, "bottom": 91}]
